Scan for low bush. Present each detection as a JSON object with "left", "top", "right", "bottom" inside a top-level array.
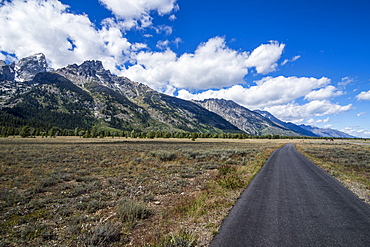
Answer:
[
  {"left": 217, "top": 165, "right": 245, "bottom": 189},
  {"left": 162, "top": 230, "right": 197, "bottom": 247},
  {"left": 150, "top": 150, "right": 178, "bottom": 161},
  {"left": 218, "top": 165, "right": 236, "bottom": 175},
  {"left": 117, "top": 198, "right": 152, "bottom": 223},
  {"left": 82, "top": 222, "right": 122, "bottom": 246},
  {"left": 217, "top": 173, "right": 244, "bottom": 189}
]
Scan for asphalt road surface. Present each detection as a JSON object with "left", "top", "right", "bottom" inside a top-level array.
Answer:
[{"left": 210, "top": 143, "right": 370, "bottom": 247}]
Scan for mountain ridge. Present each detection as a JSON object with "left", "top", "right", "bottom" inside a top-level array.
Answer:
[
  {"left": 254, "top": 110, "right": 319, "bottom": 137},
  {"left": 0, "top": 54, "right": 240, "bottom": 133},
  {"left": 299, "top": 124, "right": 355, "bottom": 138},
  {"left": 0, "top": 53, "right": 357, "bottom": 138},
  {"left": 195, "top": 98, "right": 303, "bottom": 136}
]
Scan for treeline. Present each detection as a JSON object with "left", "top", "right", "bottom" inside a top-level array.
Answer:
[
  {"left": 1, "top": 125, "right": 247, "bottom": 139},
  {"left": 0, "top": 125, "right": 359, "bottom": 140}
]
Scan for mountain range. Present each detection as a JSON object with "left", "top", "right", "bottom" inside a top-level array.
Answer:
[{"left": 0, "top": 53, "right": 355, "bottom": 138}]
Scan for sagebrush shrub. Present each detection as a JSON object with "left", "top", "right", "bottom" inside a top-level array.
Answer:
[{"left": 117, "top": 198, "right": 152, "bottom": 223}]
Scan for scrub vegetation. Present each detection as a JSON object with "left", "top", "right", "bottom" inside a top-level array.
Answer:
[{"left": 0, "top": 137, "right": 280, "bottom": 246}]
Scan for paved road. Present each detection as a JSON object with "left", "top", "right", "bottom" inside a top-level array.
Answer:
[{"left": 210, "top": 143, "right": 370, "bottom": 247}]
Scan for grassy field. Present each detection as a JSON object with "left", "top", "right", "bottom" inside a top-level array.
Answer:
[
  {"left": 0, "top": 137, "right": 283, "bottom": 246},
  {"left": 1, "top": 137, "right": 368, "bottom": 246}
]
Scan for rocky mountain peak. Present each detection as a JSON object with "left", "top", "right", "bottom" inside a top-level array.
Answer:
[
  {"left": 55, "top": 60, "right": 118, "bottom": 91},
  {"left": 15, "top": 53, "right": 50, "bottom": 82},
  {"left": 80, "top": 60, "right": 104, "bottom": 71},
  {"left": 0, "top": 60, "right": 15, "bottom": 81}
]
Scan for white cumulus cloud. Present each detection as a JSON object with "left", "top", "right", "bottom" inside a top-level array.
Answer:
[
  {"left": 244, "top": 41, "right": 285, "bottom": 74},
  {"left": 356, "top": 90, "right": 370, "bottom": 100},
  {"left": 123, "top": 38, "right": 287, "bottom": 92},
  {"left": 0, "top": 0, "right": 145, "bottom": 73},
  {"left": 264, "top": 101, "right": 352, "bottom": 123},
  {"left": 123, "top": 37, "right": 250, "bottom": 91},
  {"left": 179, "top": 76, "right": 331, "bottom": 108},
  {"left": 306, "top": 118, "right": 330, "bottom": 125},
  {"left": 156, "top": 40, "right": 170, "bottom": 50},
  {"left": 341, "top": 127, "right": 370, "bottom": 138},
  {"left": 99, "top": 0, "right": 179, "bottom": 29},
  {"left": 178, "top": 76, "right": 353, "bottom": 123},
  {"left": 305, "top": 85, "right": 343, "bottom": 100}
]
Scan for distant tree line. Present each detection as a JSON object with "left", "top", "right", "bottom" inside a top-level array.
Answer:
[{"left": 0, "top": 125, "right": 362, "bottom": 140}]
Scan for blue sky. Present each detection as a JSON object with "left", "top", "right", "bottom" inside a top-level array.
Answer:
[{"left": 0, "top": 0, "right": 369, "bottom": 137}]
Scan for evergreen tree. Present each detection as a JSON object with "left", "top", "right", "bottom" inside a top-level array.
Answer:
[
  {"left": 130, "top": 130, "right": 136, "bottom": 138},
  {"left": 146, "top": 131, "right": 156, "bottom": 139},
  {"left": 74, "top": 127, "right": 80, "bottom": 136},
  {"left": 20, "top": 126, "right": 32, "bottom": 138},
  {"left": 191, "top": 132, "right": 198, "bottom": 141},
  {"left": 49, "top": 127, "right": 61, "bottom": 137},
  {"left": 91, "top": 126, "right": 98, "bottom": 138}
]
